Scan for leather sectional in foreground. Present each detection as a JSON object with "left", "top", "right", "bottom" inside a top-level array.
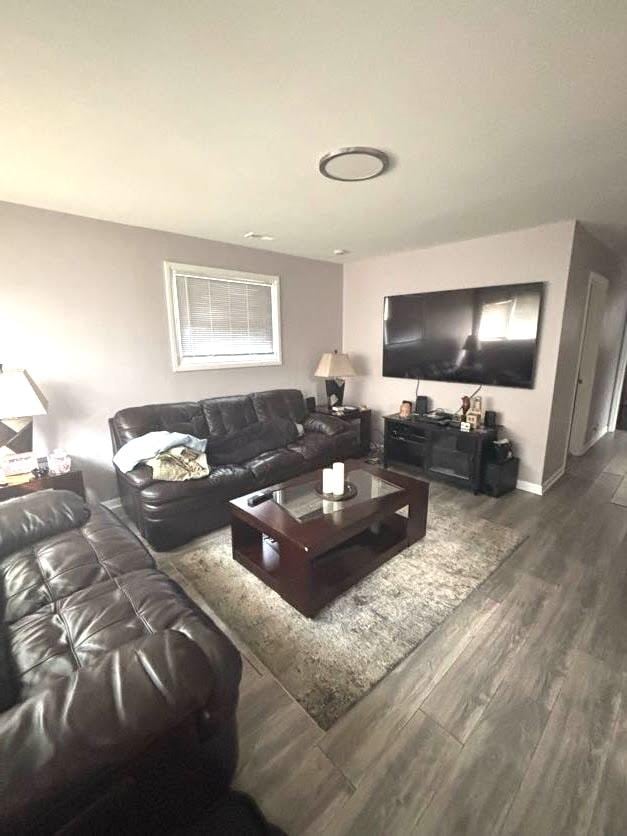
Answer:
[
  {"left": 109, "top": 388, "right": 359, "bottom": 550},
  {"left": 0, "top": 489, "right": 242, "bottom": 835}
]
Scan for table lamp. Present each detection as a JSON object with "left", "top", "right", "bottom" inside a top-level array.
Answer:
[
  {"left": 0, "top": 366, "right": 48, "bottom": 456},
  {"left": 314, "top": 351, "right": 356, "bottom": 407}
]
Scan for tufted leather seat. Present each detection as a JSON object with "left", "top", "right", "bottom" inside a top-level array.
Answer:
[
  {"left": 245, "top": 448, "right": 304, "bottom": 482},
  {"left": 0, "top": 490, "right": 242, "bottom": 834},
  {"left": 110, "top": 389, "right": 360, "bottom": 550}
]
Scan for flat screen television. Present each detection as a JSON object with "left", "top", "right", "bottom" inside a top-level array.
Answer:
[{"left": 382, "top": 282, "right": 544, "bottom": 388}]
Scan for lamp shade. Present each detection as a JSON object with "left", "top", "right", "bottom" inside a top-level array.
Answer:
[
  {"left": 0, "top": 369, "right": 48, "bottom": 419},
  {"left": 314, "top": 352, "right": 356, "bottom": 378}
]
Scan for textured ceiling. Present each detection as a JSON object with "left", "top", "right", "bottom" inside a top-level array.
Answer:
[{"left": 2, "top": 1, "right": 627, "bottom": 260}]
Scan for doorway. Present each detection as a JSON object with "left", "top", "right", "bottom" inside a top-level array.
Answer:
[
  {"left": 616, "top": 372, "right": 627, "bottom": 431},
  {"left": 569, "top": 272, "right": 609, "bottom": 456}
]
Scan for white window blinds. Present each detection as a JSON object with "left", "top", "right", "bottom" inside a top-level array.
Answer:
[{"left": 165, "top": 263, "right": 281, "bottom": 371}]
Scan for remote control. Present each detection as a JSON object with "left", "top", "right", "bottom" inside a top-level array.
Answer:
[{"left": 248, "top": 491, "right": 272, "bottom": 507}]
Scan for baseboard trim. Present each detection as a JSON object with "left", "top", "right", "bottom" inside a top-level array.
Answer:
[
  {"left": 542, "top": 466, "right": 566, "bottom": 494},
  {"left": 583, "top": 424, "right": 608, "bottom": 454},
  {"left": 570, "top": 424, "right": 608, "bottom": 457},
  {"left": 516, "top": 479, "right": 543, "bottom": 495}
]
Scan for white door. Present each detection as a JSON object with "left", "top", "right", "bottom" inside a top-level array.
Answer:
[{"left": 569, "top": 273, "right": 609, "bottom": 455}]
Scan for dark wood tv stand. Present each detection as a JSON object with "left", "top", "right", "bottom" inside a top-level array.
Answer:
[{"left": 383, "top": 414, "right": 497, "bottom": 494}]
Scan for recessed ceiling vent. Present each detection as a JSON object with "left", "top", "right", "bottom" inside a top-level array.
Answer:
[{"left": 244, "top": 231, "right": 274, "bottom": 241}]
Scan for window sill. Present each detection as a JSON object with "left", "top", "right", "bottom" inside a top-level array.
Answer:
[{"left": 172, "top": 356, "right": 283, "bottom": 373}]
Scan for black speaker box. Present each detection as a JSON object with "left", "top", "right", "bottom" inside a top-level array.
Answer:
[
  {"left": 483, "top": 456, "right": 519, "bottom": 497},
  {"left": 484, "top": 410, "right": 497, "bottom": 428},
  {"left": 415, "top": 395, "right": 429, "bottom": 415},
  {"left": 305, "top": 396, "right": 316, "bottom": 412}
]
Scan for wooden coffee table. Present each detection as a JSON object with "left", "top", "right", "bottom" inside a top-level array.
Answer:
[{"left": 229, "top": 461, "right": 429, "bottom": 617}]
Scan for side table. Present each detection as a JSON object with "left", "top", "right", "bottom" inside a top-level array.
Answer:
[{"left": 0, "top": 470, "right": 86, "bottom": 502}]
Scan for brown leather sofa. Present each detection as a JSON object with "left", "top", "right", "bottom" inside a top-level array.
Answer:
[
  {"left": 0, "top": 489, "right": 242, "bottom": 835},
  {"left": 110, "top": 388, "right": 359, "bottom": 551}
]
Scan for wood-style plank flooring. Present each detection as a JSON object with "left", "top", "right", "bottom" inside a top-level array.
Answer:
[{"left": 160, "top": 431, "right": 627, "bottom": 835}]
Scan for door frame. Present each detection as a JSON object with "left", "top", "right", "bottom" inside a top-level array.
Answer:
[
  {"left": 608, "top": 316, "right": 627, "bottom": 432},
  {"left": 565, "top": 271, "right": 609, "bottom": 459}
]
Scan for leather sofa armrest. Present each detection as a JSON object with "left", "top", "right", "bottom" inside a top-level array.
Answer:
[
  {"left": 114, "top": 463, "right": 154, "bottom": 490},
  {"left": 303, "top": 412, "right": 348, "bottom": 436},
  {"left": 0, "top": 631, "right": 213, "bottom": 834}
]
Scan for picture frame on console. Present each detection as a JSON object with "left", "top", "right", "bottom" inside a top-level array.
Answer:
[{"left": 399, "top": 400, "right": 413, "bottom": 418}]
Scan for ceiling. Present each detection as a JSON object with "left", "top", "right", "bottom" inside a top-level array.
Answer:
[{"left": 3, "top": 1, "right": 627, "bottom": 261}]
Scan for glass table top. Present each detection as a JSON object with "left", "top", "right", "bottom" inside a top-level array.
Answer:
[{"left": 272, "top": 468, "right": 403, "bottom": 523}]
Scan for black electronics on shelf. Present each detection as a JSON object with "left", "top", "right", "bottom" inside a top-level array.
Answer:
[
  {"left": 383, "top": 414, "right": 498, "bottom": 494},
  {"left": 483, "top": 456, "right": 519, "bottom": 497}
]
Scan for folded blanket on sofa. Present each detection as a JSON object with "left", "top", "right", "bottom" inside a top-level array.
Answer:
[
  {"left": 146, "top": 446, "right": 210, "bottom": 482},
  {"left": 113, "top": 431, "right": 207, "bottom": 473}
]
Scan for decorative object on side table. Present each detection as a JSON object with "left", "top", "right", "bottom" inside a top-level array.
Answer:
[
  {"left": 314, "top": 350, "right": 356, "bottom": 407},
  {"left": 399, "top": 400, "right": 412, "bottom": 418},
  {"left": 48, "top": 448, "right": 72, "bottom": 475},
  {"left": 0, "top": 366, "right": 48, "bottom": 457}
]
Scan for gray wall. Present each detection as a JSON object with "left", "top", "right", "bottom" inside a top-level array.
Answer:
[
  {"left": 0, "top": 201, "right": 343, "bottom": 500},
  {"left": 343, "top": 222, "right": 576, "bottom": 489},
  {"left": 543, "top": 223, "right": 627, "bottom": 481}
]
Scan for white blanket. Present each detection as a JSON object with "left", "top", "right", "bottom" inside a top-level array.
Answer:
[{"left": 113, "top": 431, "right": 207, "bottom": 473}]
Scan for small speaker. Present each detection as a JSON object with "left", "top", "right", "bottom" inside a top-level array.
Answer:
[
  {"left": 305, "top": 396, "right": 316, "bottom": 412},
  {"left": 415, "top": 395, "right": 429, "bottom": 415},
  {"left": 484, "top": 410, "right": 497, "bottom": 428}
]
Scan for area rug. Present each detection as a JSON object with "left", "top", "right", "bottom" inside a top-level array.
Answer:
[{"left": 176, "top": 496, "right": 525, "bottom": 729}]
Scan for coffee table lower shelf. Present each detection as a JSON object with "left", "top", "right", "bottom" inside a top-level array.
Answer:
[{"left": 232, "top": 510, "right": 413, "bottom": 617}]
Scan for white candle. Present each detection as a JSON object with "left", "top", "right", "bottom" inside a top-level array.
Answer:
[
  {"left": 332, "top": 461, "right": 345, "bottom": 496},
  {"left": 322, "top": 467, "right": 334, "bottom": 495}
]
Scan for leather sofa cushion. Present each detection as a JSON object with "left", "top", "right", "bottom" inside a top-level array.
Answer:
[
  {"left": 140, "top": 465, "right": 254, "bottom": 504},
  {"left": 205, "top": 419, "right": 299, "bottom": 466},
  {"left": 1, "top": 505, "right": 154, "bottom": 626},
  {"left": 251, "top": 389, "right": 306, "bottom": 424},
  {"left": 111, "top": 402, "right": 209, "bottom": 446},
  {"left": 0, "top": 491, "right": 91, "bottom": 560},
  {"left": 245, "top": 448, "right": 304, "bottom": 483},
  {"left": 8, "top": 567, "right": 241, "bottom": 712},
  {"left": 200, "top": 395, "right": 258, "bottom": 438},
  {"left": 287, "top": 432, "right": 335, "bottom": 462}
]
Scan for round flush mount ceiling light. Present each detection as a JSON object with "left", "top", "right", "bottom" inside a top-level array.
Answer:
[{"left": 319, "top": 147, "right": 390, "bottom": 182}]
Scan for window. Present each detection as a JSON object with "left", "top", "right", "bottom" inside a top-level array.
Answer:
[{"left": 164, "top": 262, "right": 282, "bottom": 371}]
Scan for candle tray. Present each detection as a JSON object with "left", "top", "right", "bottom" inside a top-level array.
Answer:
[{"left": 314, "top": 481, "right": 358, "bottom": 502}]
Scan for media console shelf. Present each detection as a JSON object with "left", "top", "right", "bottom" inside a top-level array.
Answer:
[{"left": 383, "top": 414, "right": 498, "bottom": 494}]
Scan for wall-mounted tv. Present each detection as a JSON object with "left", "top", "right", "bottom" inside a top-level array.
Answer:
[{"left": 382, "top": 282, "right": 544, "bottom": 388}]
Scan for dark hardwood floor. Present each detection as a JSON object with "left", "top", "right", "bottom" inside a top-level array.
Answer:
[{"left": 161, "top": 431, "right": 627, "bottom": 835}]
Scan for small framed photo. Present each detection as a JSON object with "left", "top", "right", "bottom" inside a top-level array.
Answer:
[{"left": 399, "top": 400, "right": 413, "bottom": 418}]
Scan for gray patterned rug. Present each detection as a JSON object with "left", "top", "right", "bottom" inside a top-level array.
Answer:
[{"left": 176, "top": 495, "right": 524, "bottom": 729}]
